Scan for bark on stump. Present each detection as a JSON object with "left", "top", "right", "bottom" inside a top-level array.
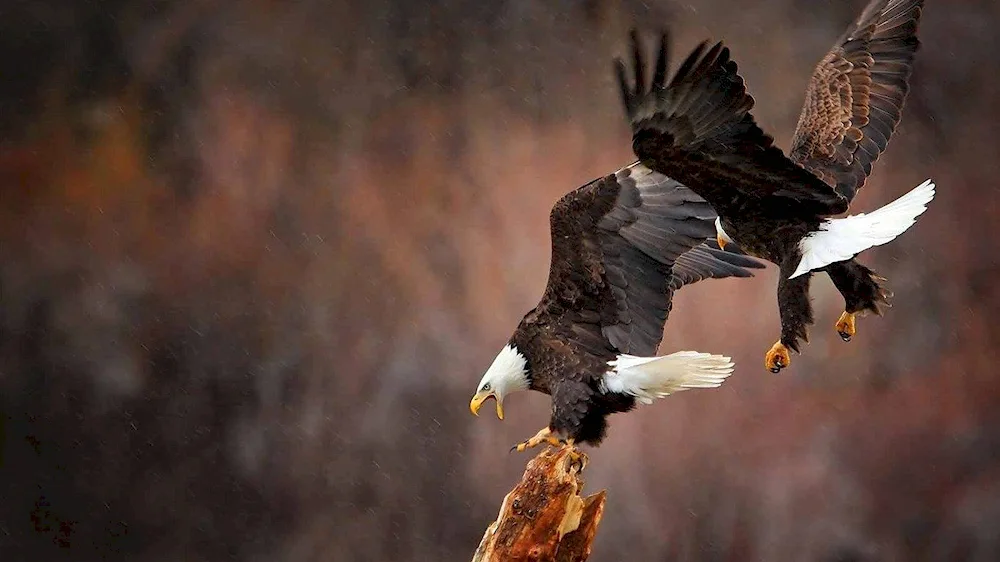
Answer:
[{"left": 472, "top": 446, "right": 606, "bottom": 562}]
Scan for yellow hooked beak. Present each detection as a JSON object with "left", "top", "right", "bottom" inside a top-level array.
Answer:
[
  {"left": 470, "top": 392, "right": 504, "bottom": 420},
  {"left": 717, "top": 233, "right": 728, "bottom": 251}
]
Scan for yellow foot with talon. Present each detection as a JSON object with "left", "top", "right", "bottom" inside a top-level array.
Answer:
[
  {"left": 765, "top": 341, "right": 791, "bottom": 373},
  {"left": 565, "top": 443, "right": 589, "bottom": 472},
  {"left": 510, "top": 427, "right": 565, "bottom": 453},
  {"left": 836, "top": 311, "right": 857, "bottom": 342}
]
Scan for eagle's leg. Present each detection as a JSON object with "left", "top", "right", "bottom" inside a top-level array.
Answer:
[
  {"left": 769, "top": 262, "right": 814, "bottom": 373},
  {"left": 511, "top": 427, "right": 565, "bottom": 453},
  {"left": 826, "top": 259, "right": 892, "bottom": 342}
]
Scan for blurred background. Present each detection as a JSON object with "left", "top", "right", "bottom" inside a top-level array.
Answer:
[{"left": 2, "top": 0, "right": 998, "bottom": 560}]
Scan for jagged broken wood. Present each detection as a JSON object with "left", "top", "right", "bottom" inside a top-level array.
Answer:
[{"left": 472, "top": 446, "right": 606, "bottom": 562}]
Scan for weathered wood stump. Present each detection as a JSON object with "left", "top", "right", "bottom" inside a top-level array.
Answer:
[{"left": 472, "top": 446, "right": 606, "bottom": 562}]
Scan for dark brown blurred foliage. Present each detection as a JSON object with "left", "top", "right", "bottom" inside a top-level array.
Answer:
[{"left": 2, "top": 1, "right": 999, "bottom": 560}]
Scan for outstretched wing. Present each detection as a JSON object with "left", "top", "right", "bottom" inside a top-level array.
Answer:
[
  {"left": 543, "top": 162, "right": 763, "bottom": 357},
  {"left": 790, "top": 0, "right": 924, "bottom": 202},
  {"left": 616, "top": 30, "right": 848, "bottom": 216}
]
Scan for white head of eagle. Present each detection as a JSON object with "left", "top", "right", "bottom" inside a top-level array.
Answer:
[{"left": 469, "top": 343, "right": 529, "bottom": 420}]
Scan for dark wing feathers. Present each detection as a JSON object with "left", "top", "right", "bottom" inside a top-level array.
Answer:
[
  {"left": 670, "top": 241, "right": 764, "bottom": 292},
  {"left": 617, "top": 30, "right": 849, "bottom": 216},
  {"left": 790, "top": 0, "right": 923, "bottom": 202},
  {"left": 589, "top": 225, "right": 671, "bottom": 356},
  {"left": 544, "top": 163, "right": 762, "bottom": 357}
]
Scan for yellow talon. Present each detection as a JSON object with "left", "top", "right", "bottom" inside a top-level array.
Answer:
[
  {"left": 511, "top": 427, "right": 567, "bottom": 453},
  {"left": 765, "top": 341, "right": 791, "bottom": 373},
  {"left": 564, "top": 441, "right": 589, "bottom": 472},
  {"left": 836, "top": 311, "right": 857, "bottom": 342}
]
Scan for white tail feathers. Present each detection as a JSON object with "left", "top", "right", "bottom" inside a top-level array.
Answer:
[
  {"left": 602, "top": 351, "right": 734, "bottom": 405},
  {"left": 789, "top": 179, "right": 935, "bottom": 279}
]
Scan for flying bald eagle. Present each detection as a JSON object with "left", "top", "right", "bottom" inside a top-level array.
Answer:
[
  {"left": 469, "top": 162, "right": 763, "bottom": 450},
  {"left": 616, "top": 0, "right": 933, "bottom": 373}
]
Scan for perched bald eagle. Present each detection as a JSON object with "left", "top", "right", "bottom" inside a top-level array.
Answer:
[
  {"left": 617, "top": 0, "right": 933, "bottom": 373},
  {"left": 469, "top": 163, "right": 763, "bottom": 449}
]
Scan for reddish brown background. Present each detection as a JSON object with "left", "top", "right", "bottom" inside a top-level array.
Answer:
[{"left": 2, "top": 1, "right": 998, "bottom": 560}]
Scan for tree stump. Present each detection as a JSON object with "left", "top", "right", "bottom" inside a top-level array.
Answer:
[{"left": 472, "top": 446, "right": 606, "bottom": 562}]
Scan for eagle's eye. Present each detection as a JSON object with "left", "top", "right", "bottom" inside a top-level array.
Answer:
[{"left": 481, "top": 383, "right": 491, "bottom": 392}]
